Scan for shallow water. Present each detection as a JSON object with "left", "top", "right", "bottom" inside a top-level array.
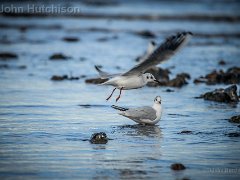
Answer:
[{"left": 0, "top": 1, "right": 240, "bottom": 180}]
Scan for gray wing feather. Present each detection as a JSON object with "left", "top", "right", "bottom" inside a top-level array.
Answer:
[
  {"left": 95, "top": 65, "right": 121, "bottom": 79},
  {"left": 122, "top": 106, "right": 157, "bottom": 121},
  {"left": 122, "top": 31, "right": 192, "bottom": 76}
]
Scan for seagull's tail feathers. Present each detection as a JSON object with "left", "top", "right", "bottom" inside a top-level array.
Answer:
[{"left": 111, "top": 105, "right": 129, "bottom": 111}]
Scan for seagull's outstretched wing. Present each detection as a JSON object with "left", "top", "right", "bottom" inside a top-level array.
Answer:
[
  {"left": 94, "top": 65, "right": 121, "bottom": 79},
  {"left": 122, "top": 31, "right": 192, "bottom": 76}
]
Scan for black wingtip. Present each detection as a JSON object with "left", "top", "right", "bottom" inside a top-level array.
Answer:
[{"left": 94, "top": 65, "right": 101, "bottom": 71}]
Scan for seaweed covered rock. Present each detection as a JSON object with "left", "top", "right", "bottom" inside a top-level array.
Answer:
[
  {"left": 194, "top": 67, "right": 240, "bottom": 85},
  {"left": 90, "top": 132, "right": 108, "bottom": 144},
  {"left": 0, "top": 52, "right": 18, "bottom": 60},
  {"left": 229, "top": 115, "right": 240, "bottom": 123},
  {"left": 145, "top": 66, "right": 170, "bottom": 82},
  {"left": 199, "top": 85, "right": 239, "bottom": 103},
  {"left": 170, "top": 163, "right": 186, "bottom": 170},
  {"left": 148, "top": 72, "right": 190, "bottom": 88},
  {"left": 49, "top": 53, "right": 71, "bottom": 60},
  {"left": 51, "top": 75, "right": 79, "bottom": 81}
]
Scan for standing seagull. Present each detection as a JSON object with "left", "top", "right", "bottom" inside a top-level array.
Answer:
[
  {"left": 111, "top": 96, "right": 162, "bottom": 125},
  {"left": 95, "top": 31, "right": 192, "bottom": 102}
]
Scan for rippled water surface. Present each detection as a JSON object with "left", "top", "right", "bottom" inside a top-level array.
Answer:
[{"left": 0, "top": 0, "right": 240, "bottom": 179}]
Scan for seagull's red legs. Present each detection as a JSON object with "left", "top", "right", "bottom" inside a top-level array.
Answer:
[
  {"left": 116, "top": 87, "right": 123, "bottom": 102},
  {"left": 106, "top": 88, "right": 116, "bottom": 101}
]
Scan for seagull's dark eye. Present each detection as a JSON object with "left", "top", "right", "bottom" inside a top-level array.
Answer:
[
  {"left": 147, "top": 76, "right": 149, "bottom": 79},
  {"left": 151, "top": 76, "right": 153, "bottom": 79}
]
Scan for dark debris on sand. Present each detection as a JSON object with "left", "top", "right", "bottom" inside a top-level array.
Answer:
[
  {"left": 229, "top": 115, "right": 240, "bottom": 123},
  {"left": 197, "top": 84, "right": 239, "bottom": 103},
  {"left": 194, "top": 67, "right": 240, "bottom": 85},
  {"left": 49, "top": 53, "right": 71, "bottom": 60},
  {"left": 170, "top": 163, "right": 186, "bottom": 170},
  {"left": 0, "top": 52, "right": 18, "bottom": 60},
  {"left": 90, "top": 132, "right": 108, "bottom": 144}
]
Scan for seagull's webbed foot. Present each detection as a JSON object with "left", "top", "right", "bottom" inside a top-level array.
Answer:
[{"left": 106, "top": 88, "right": 116, "bottom": 101}]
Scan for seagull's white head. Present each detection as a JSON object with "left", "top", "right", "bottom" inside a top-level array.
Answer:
[
  {"left": 143, "top": 73, "right": 160, "bottom": 84},
  {"left": 154, "top": 96, "right": 161, "bottom": 104}
]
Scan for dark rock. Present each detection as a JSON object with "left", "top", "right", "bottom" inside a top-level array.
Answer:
[
  {"left": 229, "top": 115, "right": 240, "bottom": 123},
  {"left": 170, "top": 163, "right": 186, "bottom": 170},
  {"left": 225, "top": 132, "right": 240, "bottom": 137},
  {"left": 96, "top": 37, "right": 109, "bottom": 42},
  {"left": 194, "top": 67, "right": 240, "bottom": 85},
  {"left": 0, "top": 64, "right": 9, "bottom": 69},
  {"left": 0, "top": 52, "right": 18, "bottom": 60},
  {"left": 147, "top": 71, "right": 190, "bottom": 88},
  {"left": 51, "top": 75, "right": 79, "bottom": 81},
  {"left": 166, "top": 73, "right": 190, "bottom": 87},
  {"left": 178, "top": 130, "right": 193, "bottom": 134},
  {"left": 80, "top": 75, "right": 87, "bottom": 78},
  {"left": 90, "top": 132, "right": 108, "bottom": 144},
  {"left": 0, "top": 64, "right": 26, "bottom": 69},
  {"left": 51, "top": 75, "right": 68, "bottom": 81},
  {"left": 80, "top": 57, "right": 87, "bottom": 61},
  {"left": 135, "top": 30, "right": 156, "bottom": 38},
  {"left": 49, "top": 53, "right": 71, "bottom": 60},
  {"left": 62, "top": 37, "right": 80, "bottom": 42},
  {"left": 218, "top": 59, "right": 226, "bottom": 65},
  {"left": 145, "top": 66, "right": 170, "bottom": 82},
  {"left": 199, "top": 85, "right": 239, "bottom": 103},
  {"left": 165, "top": 89, "right": 174, "bottom": 92},
  {"left": 85, "top": 78, "right": 108, "bottom": 84}
]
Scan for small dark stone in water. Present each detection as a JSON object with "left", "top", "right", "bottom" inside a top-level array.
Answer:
[
  {"left": 0, "top": 64, "right": 9, "bottom": 69},
  {"left": 165, "top": 89, "right": 174, "bottom": 92},
  {"left": 135, "top": 30, "right": 156, "bottom": 38},
  {"left": 51, "top": 75, "right": 79, "bottom": 81},
  {"left": 178, "top": 130, "right": 193, "bottom": 134},
  {"left": 96, "top": 37, "right": 109, "bottom": 42},
  {"left": 62, "top": 37, "right": 80, "bottom": 42},
  {"left": 85, "top": 78, "right": 107, "bottom": 84},
  {"left": 225, "top": 132, "right": 240, "bottom": 137},
  {"left": 229, "top": 115, "right": 240, "bottom": 123},
  {"left": 90, "top": 132, "right": 108, "bottom": 144},
  {"left": 218, "top": 59, "right": 226, "bottom": 65},
  {"left": 0, "top": 64, "right": 26, "bottom": 69},
  {"left": 80, "top": 57, "right": 87, "bottom": 61},
  {"left": 170, "top": 163, "right": 186, "bottom": 170},
  {"left": 199, "top": 85, "right": 239, "bottom": 103},
  {"left": 51, "top": 75, "right": 68, "bottom": 81},
  {"left": 0, "top": 52, "right": 18, "bottom": 60},
  {"left": 49, "top": 53, "right": 71, "bottom": 60},
  {"left": 80, "top": 75, "right": 87, "bottom": 78},
  {"left": 115, "top": 66, "right": 121, "bottom": 70}
]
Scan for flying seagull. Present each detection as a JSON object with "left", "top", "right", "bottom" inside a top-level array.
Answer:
[{"left": 95, "top": 31, "right": 192, "bottom": 102}]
